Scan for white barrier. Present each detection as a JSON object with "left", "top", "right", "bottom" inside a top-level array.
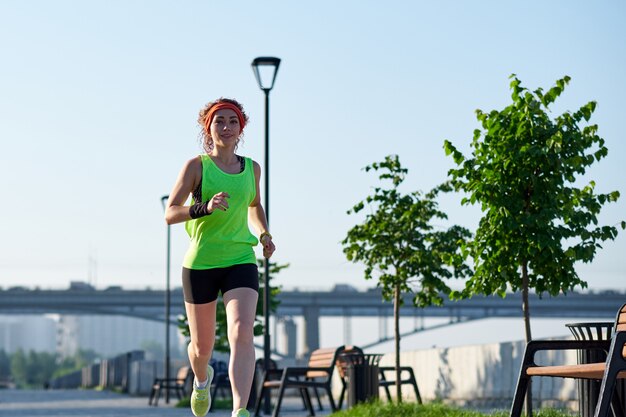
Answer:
[{"left": 375, "top": 340, "right": 579, "bottom": 410}]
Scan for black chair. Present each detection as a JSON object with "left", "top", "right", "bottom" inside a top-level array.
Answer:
[
  {"left": 249, "top": 358, "right": 278, "bottom": 410},
  {"left": 510, "top": 303, "right": 626, "bottom": 417},
  {"left": 254, "top": 345, "right": 356, "bottom": 417},
  {"left": 148, "top": 366, "right": 192, "bottom": 406},
  {"left": 209, "top": 360, "right": 231, "bottom": 411},
  {"left": 378, "top": 366, "right": 422, "bottom": 403}
]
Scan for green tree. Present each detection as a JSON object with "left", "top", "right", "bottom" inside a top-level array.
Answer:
[
  {"left": 9, "top": 349, "right": 57, "bottom": 387},
  {"left": 10, "top": 349, "right": 27, "bottom": 387},
  {"left": 343, "top": 155, "right": 471, "bottom": 402},
  {"left": 28, "top": 351, "right": 56, "bottom": 386},
  {"left": 54, "top": 349, "right": 100, "bottom": 378},
  {"left": 178, "top": 259, "right": 286, "bottom": 353},
  {"left": 0, "top": 350, "right": 10, "bottom": 380},
  {"left": 444, "top": 75, "right": 623, "bottom": 344}
]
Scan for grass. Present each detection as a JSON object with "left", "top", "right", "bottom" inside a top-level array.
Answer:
[
  {"left": 175, "top": 396, "right": 190, "bottom": 408},
  {"left": 174, "top": 397, "right": 576, "bottom": 417},
  {"left": 176, "top": 396, "right": 233, "bottom": 409},
  {"left": 328, "top": 401, "right": 576, "bottom": 417}
]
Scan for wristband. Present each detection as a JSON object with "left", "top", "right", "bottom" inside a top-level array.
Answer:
[
  {"left": 189, "top": 201, "right": 212, "bottom": 219},
  {"left": 259, "top": 232, "right": 272, "bottom": 243}
]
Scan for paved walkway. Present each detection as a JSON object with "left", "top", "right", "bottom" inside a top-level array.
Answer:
[{"left": 0, "top": 389, "right": 328, "bottom": 417}]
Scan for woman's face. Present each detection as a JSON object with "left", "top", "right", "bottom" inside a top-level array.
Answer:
[{"left": 209, "top": 108, "right": 241, "bottom": 148}]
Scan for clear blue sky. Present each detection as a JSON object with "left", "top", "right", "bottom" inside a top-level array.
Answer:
[{"left": 1, "top": 1, "right": 625, "bottom": 294}]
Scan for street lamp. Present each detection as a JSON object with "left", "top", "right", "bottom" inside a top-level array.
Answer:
[
  {"left": 160, "top": 195, "right": 171, "bottom": 404},
  {"left": 251, "top": 56, "right": 280, "bottom": 397}
]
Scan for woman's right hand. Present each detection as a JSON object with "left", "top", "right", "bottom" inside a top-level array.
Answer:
[{"left": 207, "top": 192, "right": 230, "bottom": 214}]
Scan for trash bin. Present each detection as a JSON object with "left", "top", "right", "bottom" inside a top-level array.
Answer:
[
  {"left": 566, "top": 322, "right": 626, "bottom": 417},
  {"left": 344, "top": 353, "right": 382, "bottom": 407}
]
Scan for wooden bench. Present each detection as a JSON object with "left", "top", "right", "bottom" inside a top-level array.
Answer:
[
  {"left": 148, "top": 365, "right": 191, "bottom": 406},
  {"left": 254, "top": 345, "right": 358, "bottom": 417},
  {"left": 511, "top": 303, "right": 626, "bottom": 417}
]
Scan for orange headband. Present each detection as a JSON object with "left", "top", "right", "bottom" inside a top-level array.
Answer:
[{"left": 204, "top": 102, "right": 246, "bottom": 134}]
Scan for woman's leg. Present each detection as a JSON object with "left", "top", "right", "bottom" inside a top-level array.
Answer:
[
  {"left": 223, "top": 287, "right": 258, "bottom": 410},
  {"left": 185, "top": 300, "right": 217, "bottom": 383}
]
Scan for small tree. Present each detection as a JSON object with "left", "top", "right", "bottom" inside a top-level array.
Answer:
[
  {"left": 444, "top": 75, "right": 623, "bottom": 342},
  {"left": 178, "top": 259, "right": 286, "bottom": 353},
  {"left": 444, "top": 75, "right": 623, "bottom": 412},
  {"left": 343, "top": 155, "right": 471, "bottom": 402}
]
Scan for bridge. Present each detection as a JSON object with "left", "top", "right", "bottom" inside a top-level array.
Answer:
[{"left": 1, "top": 284, "right": 624, "bottom": 354}]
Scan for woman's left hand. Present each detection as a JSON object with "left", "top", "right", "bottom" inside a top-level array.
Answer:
[{"left": 261, "top": 235, "right": 275, "bottom": 259}]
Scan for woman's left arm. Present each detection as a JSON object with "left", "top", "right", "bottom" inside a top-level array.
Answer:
[{"left": 249, "top": 161, "right": 276, "bottom": 259}]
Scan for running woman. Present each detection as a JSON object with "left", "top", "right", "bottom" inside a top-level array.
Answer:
[{"left": 164, "top": 98, "right": 275, "bottom": 417}]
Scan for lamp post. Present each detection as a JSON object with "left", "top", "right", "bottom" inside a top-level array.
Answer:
[
  {"left": 251, "top": 56, "right": 280, "bottom": 407},
  {"left": 160, "top": 195, "right": 171, "bottom": 404}
]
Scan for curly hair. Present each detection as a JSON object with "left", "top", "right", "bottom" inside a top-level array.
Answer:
[{"left": 198, "top": 97, "right": 250, "bottom": 154}]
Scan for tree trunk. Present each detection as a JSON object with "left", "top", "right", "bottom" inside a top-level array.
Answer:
[
  {"left": 521, "top": 262, "right": 532, "bottom": 343},
  {"left": 522, "top": 261, "right": 533, "bottom": 416},
  {"left": 394, "top": 282, "right": 402, "bottom": 403}
]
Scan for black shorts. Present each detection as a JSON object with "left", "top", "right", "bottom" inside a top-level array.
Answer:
[{"left": 182, "top": 263, "right": 259, "bottom": 304}]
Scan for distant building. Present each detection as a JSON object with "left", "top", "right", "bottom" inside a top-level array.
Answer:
[
  {"left": 55, "top": 315, "right": 183, "bottom": 359},
  {"left": 0, "top": 315, "right": 57, "bottom": 353}
]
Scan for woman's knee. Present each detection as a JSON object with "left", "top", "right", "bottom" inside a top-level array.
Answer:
[
  {"left": 188, "top": 340, "right": 213, "bottom": 358},
  {"left": 228, "top": 319, "right": 255, "bottom": 344}
]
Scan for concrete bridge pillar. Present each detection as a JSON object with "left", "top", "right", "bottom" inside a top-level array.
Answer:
[
  {"left": 280, "top": 317, "right": 297, "bottom": 359},
  {"left": 302, "top": 306, "right": 320, "bottom": 355},
  {"left": 343, "top": 309, "right": 352, "bottom": 346},
  {"left": 379, "top": 308, "right": 388, "bottom": 341}
]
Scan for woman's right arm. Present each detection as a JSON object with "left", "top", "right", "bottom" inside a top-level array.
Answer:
[{"left": 164, "top": 157, "right": 201, "bottom": 225}]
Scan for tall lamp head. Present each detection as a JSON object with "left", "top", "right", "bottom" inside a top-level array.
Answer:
[{"left": 251, "top": 57, "right": 281, "bottom": 92}]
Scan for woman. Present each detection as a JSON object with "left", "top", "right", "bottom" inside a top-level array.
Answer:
[{"left": 164, "top": 98, "right": 275, "bottom": 417}]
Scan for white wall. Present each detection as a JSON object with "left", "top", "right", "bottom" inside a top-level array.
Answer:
[{"left": 375, "top": 340, "right": 580, "bottom": 410}]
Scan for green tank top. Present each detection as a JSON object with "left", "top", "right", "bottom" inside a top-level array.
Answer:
[{"left": 183, "top": 154, "right": 258, "bottom": 269}]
